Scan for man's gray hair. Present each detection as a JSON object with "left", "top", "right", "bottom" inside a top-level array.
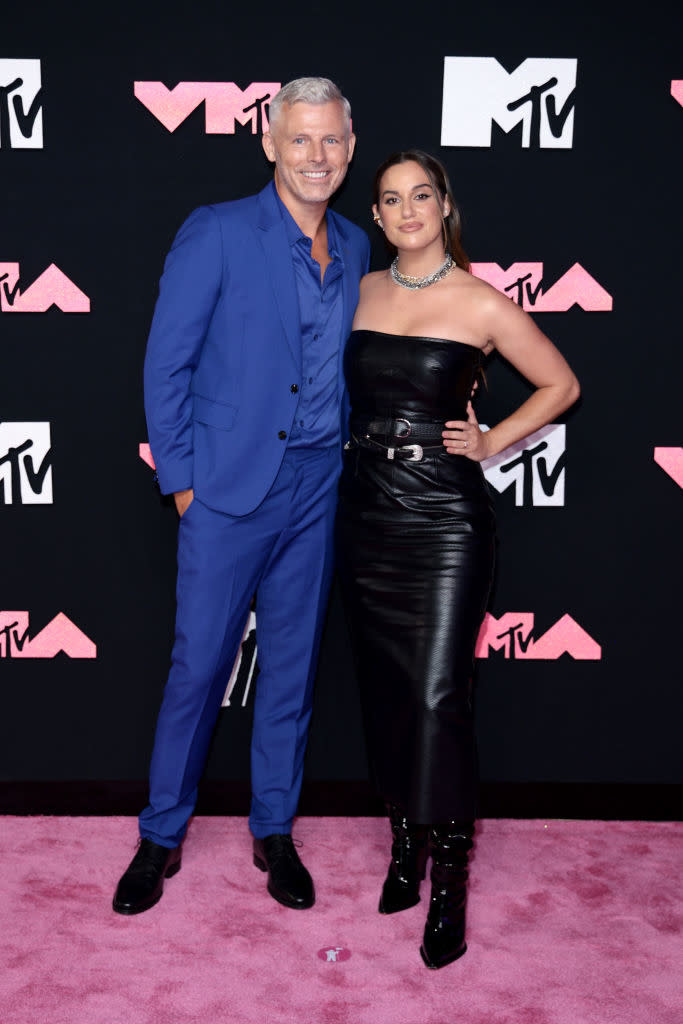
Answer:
[{"left": 268, "top": 77, "right": 351, "bottom": 134}]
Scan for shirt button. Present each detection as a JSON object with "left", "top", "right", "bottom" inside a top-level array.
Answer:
[
  {"left": 290, "top": 384, "right": 298, "bottom": 393},
  {"left": 278, "top": 430, "right": 287, "bottom": 440}
]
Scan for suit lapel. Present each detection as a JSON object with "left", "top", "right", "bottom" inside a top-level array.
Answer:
[
  {"left": 256, "top": 185, "right": 302, "bottom": 372},
  {"left": 329, "top": 211, "right": 359, "bottom": 398},
  {"left": 331, "top": 211, "right": 360, "bottom": 337}
]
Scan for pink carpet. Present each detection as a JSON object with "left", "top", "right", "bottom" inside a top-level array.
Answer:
[{"left": 1, "top": 817, "right": 680, "bottom": 1024}]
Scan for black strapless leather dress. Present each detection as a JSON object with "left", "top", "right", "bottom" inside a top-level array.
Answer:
[{"left": 337, "top": 330, "right": 496, "bottom": 823}]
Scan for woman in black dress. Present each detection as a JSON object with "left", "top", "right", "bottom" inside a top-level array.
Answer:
[{"left": 337, "top": 151, "right": 579, "bottom": 969}]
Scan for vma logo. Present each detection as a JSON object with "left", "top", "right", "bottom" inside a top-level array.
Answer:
[
  {"left": 442, "top": 57, "right": 577, "bottom": 149},
  {"left": 672, "top": 81, "right": 683, "bottom": 108},
  {"left": 134, "top": 81, "right": 280, "bottom": 134},
  {"left": 482, "top": 424, "right": 565, "bottom": 507},
  {"left": 0, "top": 422, "right": 52, "bottom": 504},
  {"left": 0, "top": 59, "right": 43, "bottom": 149},
  {"left": 654, "top": 447, "right": 683, "bottom": 489},
  {"left": 476, "top": 613, "right": 601, "bottom": 660},
  {"left": 471, "top": 262, "right": 612, "bottom": 312},
  {"left": 139, "top": 443, "right": 154, "bottom": 469},
  {"left": 0, "top": 612, "right": 96, "bottom": 658},
  {"left": 0, "top": 262, "right": 90, "bottom": 313}
]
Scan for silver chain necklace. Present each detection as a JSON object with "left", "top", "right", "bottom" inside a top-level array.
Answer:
[{"left": 390, "top": 253, "right": 453, "bottom": 290}]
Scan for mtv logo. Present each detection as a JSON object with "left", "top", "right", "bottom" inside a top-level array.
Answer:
[
  {"left": 0, "top": 422, "right": 52, "bottom": 504},
  {"left": 442, "top": 57, "right": 577, "bottom": 148},
  {"left": 0, "top": 59, "right": 43, "bottom": 148},
  {"left": 0, "top": 263, "right": 90, "bottom": 313},
  {"left": 481, "top": 424, "right": 566, "bottom": 507},
  {"left": 476, "top": 612, "right": 601, "bottom": 660},
  {"left": 222, "top": 610, "right": 257, "bottom": 708},
  {"left": 0, "top": 611, "right": 96, "bottom": 658},
  {"left": 134, "top": 81, "right": 280, "bottom": 134},
  {"left": 471, "top": 262, "right": 612, "bottom": 312}
]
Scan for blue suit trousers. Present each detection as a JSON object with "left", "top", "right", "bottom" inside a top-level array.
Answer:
[{"left": 139, "top": 446, "right": 340, "bottom": 846}]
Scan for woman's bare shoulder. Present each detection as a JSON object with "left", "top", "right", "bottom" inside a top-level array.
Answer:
[
  {"left": 359, "top": 269, "right": 388, "bottom": 290},
  {"left": 452, "top": 269, "right": 518, "bottom": 320},
  {"left": 451, "top": 267, "right": 497, "bottom": 297}
]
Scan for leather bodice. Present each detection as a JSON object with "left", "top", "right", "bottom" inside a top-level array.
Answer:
[{"left": 345, "top": 330, "right": 483, "bottom": 424}]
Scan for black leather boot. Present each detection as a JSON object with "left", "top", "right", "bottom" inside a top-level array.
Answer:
[
  {"left": 112, "top": 838, "right": 182, "bottom": 915},
  {"left": 419, "top": 821, "right": 474, "bottom": 969},
  {"left": 378, "top": 804, "right": 429, "bottom": 914}
]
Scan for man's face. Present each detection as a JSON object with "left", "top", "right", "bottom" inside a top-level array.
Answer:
[{"left": 262, "top": 101, "right": 356, "bottom": 210}]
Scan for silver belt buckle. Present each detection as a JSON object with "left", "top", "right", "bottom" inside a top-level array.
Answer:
[
  {"left": 400, "top": 444, "right": 424, "bottom": 462},
  {"left": 395, "top": 418, "right": 412, "bottom": 438}
]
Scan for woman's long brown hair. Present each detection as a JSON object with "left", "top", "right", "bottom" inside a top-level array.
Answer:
[{"left": 372, "top": 149, "right": 470, "bottom": 271}]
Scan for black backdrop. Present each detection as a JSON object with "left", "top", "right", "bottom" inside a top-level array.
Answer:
[{"left": 2, "top": 2, "right": 681, "bottom": 819}]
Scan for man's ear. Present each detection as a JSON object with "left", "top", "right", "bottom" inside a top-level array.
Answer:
[{"left": 262, "top": 132, "right": 275, "bottom": 163}]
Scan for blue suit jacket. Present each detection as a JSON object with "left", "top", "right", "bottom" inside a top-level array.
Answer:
[{"left": 144, "top": 183, "right": 370, "bottom": 516}]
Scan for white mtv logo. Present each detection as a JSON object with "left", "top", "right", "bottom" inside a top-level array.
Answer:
[
  {"left": 0, "top": 422, "right": 53, "bottom": 504},
  {"left": 0, "top": 59, "right": 43, "bottom": 149},
  {"left": 222, "top": 610, "right": 257, "bottom": 708},
  {"left": 442, "top": 57, "right": 577, "bottom": 148},
  {"left": 481, "top": 424, "right": 566, "bottom": 506}
]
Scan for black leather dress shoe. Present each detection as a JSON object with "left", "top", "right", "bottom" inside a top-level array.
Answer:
[
  {"left": 112, "top": 838, "right": 182, "bottom": 915},
  {"left": 253, "top": 834, "right": 315, "bottom": 909}
]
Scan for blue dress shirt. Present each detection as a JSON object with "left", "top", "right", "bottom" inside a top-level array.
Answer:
[{"left": 273, "top": 183, "right": 344, "bottom": 449}]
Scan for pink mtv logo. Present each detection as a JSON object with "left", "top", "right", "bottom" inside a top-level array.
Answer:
[
  {"left": 471, "top": 262, "right": 612, "bottom": 312},
  {"left": 134, "top": 82, "right": 280, "bottom": 134},
  {"left": 475, "top": 612, "right": 601, "bottom": 660},
  {"left": 0, "top": 611, "right": 96, "bottom": 658},
  {"left": 672, "top": 81, "right": 683, "bottom": 107},
  {"left": 654, "top": 447, "right": 683, "bottom": 489},
  {"left": 0, "top": 263, "right": 90, "bottom": 313}
]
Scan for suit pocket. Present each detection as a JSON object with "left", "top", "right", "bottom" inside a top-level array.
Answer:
[{"left": 192, "top": 394, "right": 237, "bottom": 431}]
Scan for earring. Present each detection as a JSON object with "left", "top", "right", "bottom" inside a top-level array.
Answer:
[{"left": 374, "top": 216, "right": 383, "bottom": 229}]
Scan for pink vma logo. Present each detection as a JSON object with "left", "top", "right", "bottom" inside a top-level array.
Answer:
[
  {"left": 471, "top": 262, "right": 612, "bottom": 312},
  {"left": 475, "top": 613, "right": 601, "bottom": 660},
  {"left": 134, "top": 82, "right": 280, "bottom": 134},
  {"left": 139, "top": 443, "right": 155, "bottom": 468},
  {"left": 0, "top": 263, "right": 90, "bottom": 313},
  {"left": 0, "top": 612, "right": 96, "bottom": 658},
  {"left": 654, "top": 447, "right": 683, "bottom": 489},
  {"left": 672, "top": 81, "right": 683, "bottom": 107}
]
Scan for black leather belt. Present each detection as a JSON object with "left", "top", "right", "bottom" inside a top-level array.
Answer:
[
  {"left": 347, "top": 434, "right": 444, "bottom": 462},
  {"left": 350, "top": 416, "right": 445, "bottom": 442}
]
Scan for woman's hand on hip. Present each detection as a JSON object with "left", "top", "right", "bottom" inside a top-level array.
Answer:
[{"left": 442, "top": 402, "right": 490, "bottom": 461}]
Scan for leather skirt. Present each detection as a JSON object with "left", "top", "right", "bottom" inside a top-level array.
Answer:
[{"left": 337, "top": 439, "right": 495, "bottom": 824}]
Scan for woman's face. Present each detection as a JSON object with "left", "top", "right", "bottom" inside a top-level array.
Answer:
[{"left": 373, "top": 160, "right": 449, "bottom": 255}]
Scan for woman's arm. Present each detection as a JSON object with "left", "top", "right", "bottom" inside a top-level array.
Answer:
[{"left": 442, "top": 287, "right": 580, "bottom": 460}]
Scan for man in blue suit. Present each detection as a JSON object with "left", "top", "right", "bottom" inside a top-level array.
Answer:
[{"left": 113, "top": 78, "right": 370, "bottom": 915}]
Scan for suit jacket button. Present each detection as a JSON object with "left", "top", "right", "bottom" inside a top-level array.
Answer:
[
  {"left": 278, "top": 430, "right": 287, "bottom": 440},
  {"left": 290, "top": 384, "right": 299, "bottom": 393}
]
